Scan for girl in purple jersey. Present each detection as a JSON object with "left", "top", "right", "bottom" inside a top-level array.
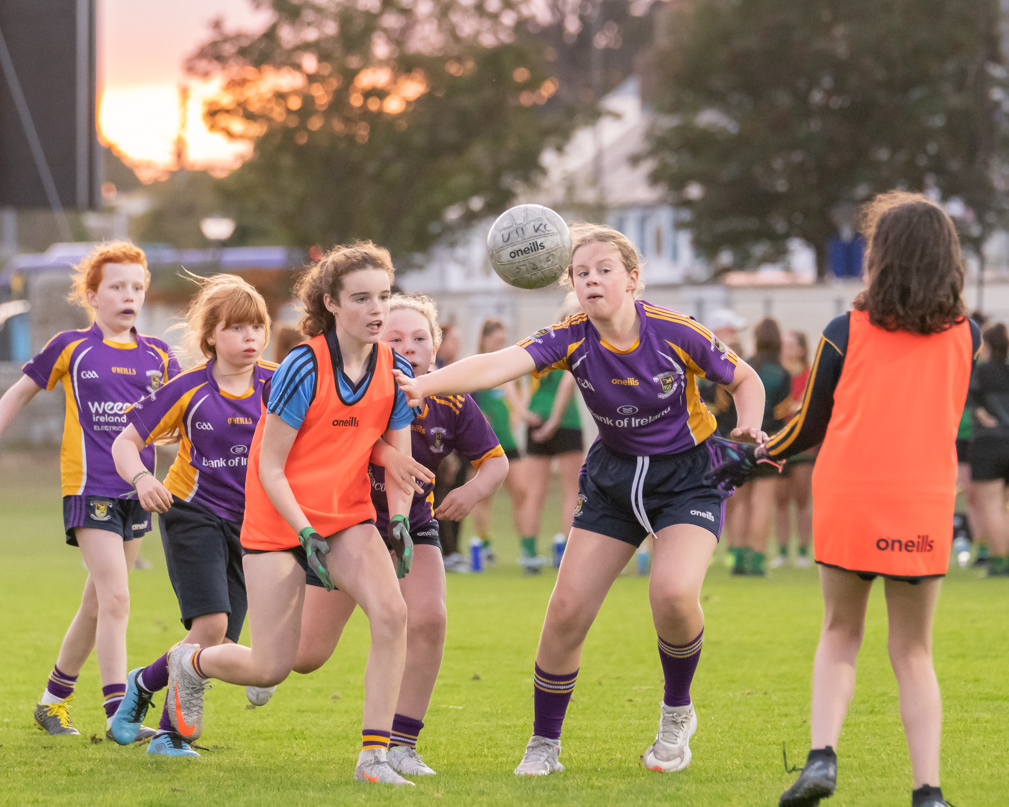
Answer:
[
  {"left": 107, "top": 274, "right": 274, "bottom": 757},
  {"left": 396, "top": 223, "right": 769, "bottom": 776},
  {"left": 292, "top": 292, "right": 509, "bottom": 777},
  {"left": 0, "top": 242, "right": 178, "bottom": 739}
]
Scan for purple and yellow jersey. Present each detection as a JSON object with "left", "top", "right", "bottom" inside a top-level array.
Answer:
[
  {"left": 126, "top": 360, "right": 276, "bottom": 523},
  {"left": 518, "top": 300, "right": 738, "bottom": 456},
  {"left": 21, "top": 323, "right": 179, "bottom": 497},
  {"left": 370, "top": 393, "right": 504, "bottom": 532}
]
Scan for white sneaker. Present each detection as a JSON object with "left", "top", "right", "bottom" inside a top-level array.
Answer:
[
  {"left": 769, "top": 555, "right": 788, "bottom": 569},
  {"left": 166, "top": 643, "right": 209, "bottom": 742},
  {"left": 794, "top": 554, "right": 812, "bottom": 568},
  {"left": 443, "top": 552, "right": 470, "bottom": 573},
  {"left": 514, "top": 735, "right": 563, "bottom": 775},
  {"left": 643, "top": 702, "right": 697, "bottom": 772},
  {"left": 387, "top": 745, "right": 437, "bottom": 775},
  {"left": 246, "top": 685, "right": 276, "bottom": 707},
  {"left": 354, "top": 749, "right": 415, "bottom": 785}
]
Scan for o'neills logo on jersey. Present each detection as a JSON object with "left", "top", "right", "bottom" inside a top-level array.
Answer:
[
  {"left": 508, "top": 241, "right": 545, "bottom": 259},
  {"left": 876, "top": 535, "right": 934, "bottom": 553},
  {"left": 332, "top": 416, "right": 360, "bottom": 427},
  {"left": 228, "top": 416, "right": 254, "bottom": 425},
  {"left": 112, "top": 367, "right": 136, "bottom": 375},
  {"left": 612, "top": 377, "right": 639, "bottom": 386}
]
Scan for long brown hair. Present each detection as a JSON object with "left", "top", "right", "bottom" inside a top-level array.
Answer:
[
  {"left": 853, "top": 191, "right": 966, "bottom": 335},
  {"left": 294, "top": 241, "right": 395, "bottom": 338},
  {"left": 752, "top": 317, "right": 782, "bottom": 364}
]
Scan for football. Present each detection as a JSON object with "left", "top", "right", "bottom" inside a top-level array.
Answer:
[{"left": 486, "top": 204, "right": 572, "bottom": 290}]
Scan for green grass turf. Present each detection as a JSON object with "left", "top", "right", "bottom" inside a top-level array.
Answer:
[{"left": 0, "top": 450, "right": 1007, "bottom": 805}]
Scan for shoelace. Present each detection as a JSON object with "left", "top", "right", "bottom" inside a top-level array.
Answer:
[
  {"left": 657, "top": 710, "right": 691, "bottom": 745},
  {"left": 45, "top": 696, "right": 75, "bottom": 728},
  {"left": 125, "top": 686, "right": 152, "bottom": 723}
]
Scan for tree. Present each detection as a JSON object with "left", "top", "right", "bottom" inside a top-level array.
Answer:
[
  {"left": 644, "top": 0, "right": 1009, "bottom": 278},
  {"left": 184, "top": 0, "right": 588, "bottom": 259}
]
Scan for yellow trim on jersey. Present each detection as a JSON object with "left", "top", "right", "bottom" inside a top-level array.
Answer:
[
  {"left": 159, "top": 385, "right": 209, "bottom": 502},
  {"left": 667, "top": 343, "right": 718, "bottom": 444},
  {"left": 766, "top": 337, "right": 828, "bottom": 457},
  {"left": 45, "top": 339, "right": 85, "bottom": 390},
  {"left": 532, "top": 338, "right": 585, "bottom": 378},
  {"left": 600, "top": 336, "right": 640, "bottom": 354},
  {"left": 220, "top": 386, "right": 255, "bottom": 401},
  {"left": 258, "top": 359, "right": 279, "bottom": 371},
  {"left": 59, "top": 374, "right": 87, "bottom": 496},
  {"left": 644, "top": 305, "right": 740, "bottom": 366},
  {"left": 470, "top": 444, "right": 505, "bottom": 469},
  {"left": 102, "top": 338, "right": 137, "bottom": 350},
  {"left": 430, "top": 395, "right": 464, "bottom": 416}
]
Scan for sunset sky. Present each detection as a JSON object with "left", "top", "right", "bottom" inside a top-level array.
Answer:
[{"left": 98, "top": 0, "right": 270, "bottom": 174}]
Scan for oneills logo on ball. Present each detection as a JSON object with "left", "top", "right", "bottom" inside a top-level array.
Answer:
[{"left": 508, "top": 241, "right": 546, "bottom": 259}]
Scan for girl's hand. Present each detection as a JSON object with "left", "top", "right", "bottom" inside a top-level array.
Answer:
[
  {"left": 434, "top": 482, "right": 486, "bottom": 522},
  {"left": 525, "top": 411, "right": 544, "bottom": 427},
  {"left": 977, "top": 408, "right": 998, "bottom": 429},
  {"left": 381, "top": 447, "right": 433, "bottom": 497},
  {"left": 531, "top": 417, "right": 560, "bottom": 443},
  {"left": 394, "top": 369, "right": 426, "bottom": 408},
  {"left": 730, "top": 426, "right": 769, "bottom": 445},
  {"left": 136, "top": 475, "right": 174, "bottom": 514}
]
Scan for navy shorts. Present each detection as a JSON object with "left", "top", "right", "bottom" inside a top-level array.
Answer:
[
  {"left": 526, "top": 426, "right": 585, "bottom": 457},
  {"left": 161, "top": 497, "right": 246, "bottom": 643},
  {"left": 63, "top": 495, "right": 151, "bottom": 546},
  {"left": 572, "top": 440, "right": 729, "bottom": 547}
]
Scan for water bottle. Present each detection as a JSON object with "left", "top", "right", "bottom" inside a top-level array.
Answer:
[
  {"left": 469, "top": 536, "right": 484, "bottom": 573},
  {"left": 552, "top": 533, "right": 566, "bottom": 568},
  {"left": 636, "top": 546, "right": 651, "bottom": 575}
]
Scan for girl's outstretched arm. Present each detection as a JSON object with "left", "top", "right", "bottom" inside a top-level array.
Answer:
[
  {"left": 395, "top": 346, "right": 536, "bottom": 408},
  {"left": 0, "top": 376, "right": 42, "bottom": 438}
]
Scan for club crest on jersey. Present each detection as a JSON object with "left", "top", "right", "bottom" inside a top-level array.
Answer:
[
  {"left": 573, "top": 494, "right": 586, "bottom": 518},
  {"left": 653, "top": 370, "right": 684, "bottom": 400},
  {"left": 146, "top": 369, "right": 163, "bottom": 393},
  {"left": 90, "top": 500, "right": 111, "bottom": 522},
  {"left": 430, "top": 427, "right": 447, "bottom": 453},
  {"left": 710, "top": 334, "right": 730, "bottom": 359}
]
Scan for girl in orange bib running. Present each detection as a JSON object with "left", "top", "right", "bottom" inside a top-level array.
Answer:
[
  {"left": 160, "top": 243, "right": 423, "bottom": 786},
  {"left": 709, "top": 193, "right": 980, "bottom": 807}
]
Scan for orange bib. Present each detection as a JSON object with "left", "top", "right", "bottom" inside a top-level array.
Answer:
[
  {"left": 241, "top": 335, "right": 396, "bottom": 551},
  {"left": 812, "top": 311, "right": 972, "bottom": 577}
]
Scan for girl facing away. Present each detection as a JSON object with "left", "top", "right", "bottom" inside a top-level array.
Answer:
[
  {"left": 156, "top": 242, "right": 421, "bottom": 785},
  {"left": 107, "top": 274, "right": 275, "bottom": 756},
  {"left": 0, "top": 242, "right": 178, "bottom": 738},
  {"left": 713, "top": 192, "right": 978, "bottom": 807},
  {"left": 396, "top": 223, "right": 769, "bottom": 775},
  {"left": 291, "top": 292, "right": 509, "bottom": 777}
]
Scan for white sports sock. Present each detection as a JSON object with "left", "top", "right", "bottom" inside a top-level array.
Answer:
[{"left": 39, "top": 690, "right": 63, "bottom": 705}]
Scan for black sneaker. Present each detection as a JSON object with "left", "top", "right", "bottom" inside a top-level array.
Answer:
[
  {"left": 780, "top": 747, "right": 836, "bottom": 807},
  {"left": 912, "top": 784, "right": 948, "bottom": 807}
]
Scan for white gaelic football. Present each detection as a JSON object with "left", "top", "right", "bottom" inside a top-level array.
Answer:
[{"left": 486, "top": 204, "right": 572, "bottom": 289}]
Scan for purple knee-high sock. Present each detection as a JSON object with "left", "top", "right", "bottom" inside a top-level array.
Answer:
[
  {"left": 103, "top": 684, "right": 126, "bottom": 720},
  {"left": 158, "top": 694, "right": 174, "bottom": 734},
  {"left": 45, "top": 665, "right": 78, "bottom": 701},
  {"left": 390, "top": 714, "right": 425, "bottom": 749},
  {"left": 139, "top": 654, "right": 170, "bottom": 692},
  {"left": 533, "top": 663, "right": 578, "bottom": 740},
  {"left": 657, "top": 628, "right": 703, "bottom": 707}
]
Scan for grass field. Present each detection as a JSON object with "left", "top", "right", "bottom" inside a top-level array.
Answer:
[{"left": 1, "top": 449, "right": 1007, "bottom": 806}]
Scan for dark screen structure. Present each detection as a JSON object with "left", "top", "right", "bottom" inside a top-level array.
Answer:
[{"left": 0, "top": 0, "right": 98, "bottom": 209}]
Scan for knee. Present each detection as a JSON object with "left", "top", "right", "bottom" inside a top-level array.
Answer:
[
  {"left": 887, "top": 635, "right": 932, "bottom": 671},
  {"left": 545, "top": 592, "right": 594, "bottom": 639},
  {"left": 822, "top": 612, "right": 865, "bottom": 647},
  {"left": 408, "top": 605, "right": 447, "bottom": 648},
  {"left": 254, "top": 666, "right": 291, "bottom": 687},
  {"left": 98, "top": 587, "right": 130, "bottom": 621},
  {"left": 189, "top": 614, "right": 229, "bottom": 648},
  {"left": 651, "top": 589, "right": 700, "bottom": 626},
  {"left": 372, "top": 595, "right": 408, "bottom": 641}
]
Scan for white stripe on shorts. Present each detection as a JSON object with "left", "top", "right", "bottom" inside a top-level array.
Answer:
[{"left": 631, "top": 456, "right": 655, "bottom": 537}]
